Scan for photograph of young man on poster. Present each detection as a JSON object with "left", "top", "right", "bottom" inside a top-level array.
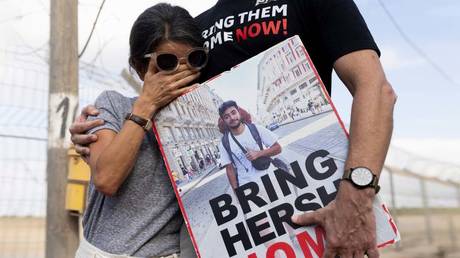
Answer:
[{"left": 217, "top": 100, "right": 289, "bottom": 189}]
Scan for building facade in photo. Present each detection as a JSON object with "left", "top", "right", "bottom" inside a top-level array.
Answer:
[
  {"left": 256, "top": 37, "right": 329, "bottom": 126},
  {"left": 155, "top": 85, "right": 224, "bottom": 179}
]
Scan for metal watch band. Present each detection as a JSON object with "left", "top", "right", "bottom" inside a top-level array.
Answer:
[{"left": 125, "top": 113, "right": 152, "bottom": 131}]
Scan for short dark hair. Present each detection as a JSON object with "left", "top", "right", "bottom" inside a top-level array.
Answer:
[
  {"left": 219, "top": 100, "right": 239, "bottom": 117},
  {"left": 128, "top": 3, "right": 204, "bottom": 76}
]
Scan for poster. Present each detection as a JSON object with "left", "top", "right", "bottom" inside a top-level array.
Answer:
[{"left": 153, "top": 36, "right": 400, "bottom": 258}]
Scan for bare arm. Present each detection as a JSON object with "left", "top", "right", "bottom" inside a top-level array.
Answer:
[
  {"left": 336, "top": 49, "right": 396, "bottom": 179},
  {"left": 225, "top": 164, "right": 238, "bottom": 190},
  {"left": 90, "top": 95, "right": 197, "bottom": 197},
  {"left": 246, "top": 142, "right": 282, "bottom": 161},
  {"left": 292, "top": 49, "right": 396, "bottom": 258},
  {"left": 88, "top": 101, "right": 157, "bottom": 196}
]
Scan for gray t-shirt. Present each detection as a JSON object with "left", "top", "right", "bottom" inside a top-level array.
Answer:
[{"left": 83, "top": 90, "right": 182, "bottom": 257}]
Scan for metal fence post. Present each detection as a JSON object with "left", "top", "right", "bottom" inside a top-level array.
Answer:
[
  {"left": 456, "top": 186, "right": 460, "bottom": 208},
  {"left": 420, "top": 178, "right": 433, "bottom": 244},
  {"left": 448, "top": 215, "right": 457, "bottom": 249}
]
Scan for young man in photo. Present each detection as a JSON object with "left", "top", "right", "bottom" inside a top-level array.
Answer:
[{"left": 217, "top": 100, "right": 282, "bottom": 189}]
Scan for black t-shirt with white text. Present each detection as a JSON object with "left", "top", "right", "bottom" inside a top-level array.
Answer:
[{"left": 195, "top": 0, "right": 380, "bottom": 94}]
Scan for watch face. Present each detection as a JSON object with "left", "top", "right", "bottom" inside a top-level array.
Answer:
[{"left": 350, "top": 167, "right": 373, "bottom": 187}]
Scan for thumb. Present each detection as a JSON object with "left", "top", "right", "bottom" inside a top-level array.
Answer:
[
  {"left": 291, "top": 210, "right": 323, "bottom": 226},
  {"left": 80, "top": 104, "right": 99, "bottom": 120}
]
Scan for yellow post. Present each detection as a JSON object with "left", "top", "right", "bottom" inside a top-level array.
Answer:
[{"left": 65, "top": 147, "right": 91, "bottom": 215}]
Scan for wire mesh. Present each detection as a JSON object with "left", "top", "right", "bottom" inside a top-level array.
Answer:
[{"left": 0, "top": 45, "right": 136, "bottom": 258}]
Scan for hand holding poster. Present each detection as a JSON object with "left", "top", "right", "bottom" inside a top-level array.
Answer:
[{"left": 153, "top": 36, "right": 400, "bottom": 258}]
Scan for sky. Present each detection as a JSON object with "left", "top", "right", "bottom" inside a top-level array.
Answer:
[
  {"left": 1, "top": 0, "right": 459, "bottom": 165},
  {"left": 207, "top": 51, "right": 263, "bottom": 116}
]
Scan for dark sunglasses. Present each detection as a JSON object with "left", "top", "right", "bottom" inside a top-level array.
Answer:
[{"left": 144, "top": 47, "right": 209, "bottom": 73}]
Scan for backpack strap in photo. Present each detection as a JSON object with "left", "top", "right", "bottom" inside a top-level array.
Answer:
[
  {"left": 230, "top": 132, "right": 248, "bottom": 154},
  {"left": 221, "top": 132, "right": 235, "bottom": 165},
  {"left": 246, "top": 123, "right": 264, "bottom": 151},
  {"left": 222, "top": 132, "right": 247, "bottom": 172}
]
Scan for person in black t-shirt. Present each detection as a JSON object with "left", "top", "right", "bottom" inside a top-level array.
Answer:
[
  {"left": 70, "top": 1, "right": 396, "bottom": 257},
  {"left": 195, "top": 0, "right": 381, "bottom": 94}
]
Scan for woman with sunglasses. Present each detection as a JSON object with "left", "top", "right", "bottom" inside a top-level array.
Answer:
[{"left": 75, "top": 3, "right": 207, "bottom": 258}]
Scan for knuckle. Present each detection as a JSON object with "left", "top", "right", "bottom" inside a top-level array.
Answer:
[
  {"left": 181, "top": 70, "right": 191, "bottom": 77},
  {"left": 314, "top": 210, "right": 325, "bottom": 224},
  {"left": 366, "top": 242, "right": 374, "bottom": 250},
  {"left": 328, "top": 238, "right": 340, "bottom": 249},
  {"left": 353, "top": 244, "right": 363, "bottom": 252},
  {"left": 361, "top": 239, "right": 369, "bottom": 247},
  {"left": 88, "top": 120, "right": 96, "bottom": 127},
  {"left": 92, "top": 119, "right": 102, "bottom": 126},
  {"left": 157, "top": 83, "right": 165, "bottom": 90},
  {"left": 73, "top": 124, "right": 84, "bottom": 134},
  {"left": 313, "top": 212, "right": 323, "bottom": 223},
  {"left": 165, "top": 77, "right": 175, "bottom": 85},
  {"left": 75, "top": 145, "right": 83, "bottom": 154},
  {"left": 366, "top": 238, "right": 376, "bottom": 247}
]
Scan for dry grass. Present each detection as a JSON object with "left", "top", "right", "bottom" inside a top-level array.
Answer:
[
  {"left": 2, "top": 213, "right": 460, "bottom": 258},
  {"left": 0, "top": 217, "right": 45, "bottom": 258},
  {"left": 381, "top": 214, "right": 460, "bottom": 258}
]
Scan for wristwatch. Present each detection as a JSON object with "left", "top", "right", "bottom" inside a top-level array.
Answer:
[
  {"left": 125, "top": 113, "right": 152, "bottom": 131},
  {"left": 342, "top": 167, "right": 380, "bottom": 193}
]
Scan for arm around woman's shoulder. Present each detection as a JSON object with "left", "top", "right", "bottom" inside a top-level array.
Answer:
[
  {"left": 87, "top": 90, "right": 148, "bottom": 196},
  {"left": 86, "top": 90, "right": 127, "bottom": 134}
]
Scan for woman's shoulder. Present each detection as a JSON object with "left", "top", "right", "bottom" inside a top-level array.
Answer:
[
  {"left": 96, "top": 90, "right": 129, "bottom": 102},
  {"left": 94, "top": 90, "right": 133, "bottom": 112},
  {"left": 86, "top": 91, "right": 134, "bottom": 134}
]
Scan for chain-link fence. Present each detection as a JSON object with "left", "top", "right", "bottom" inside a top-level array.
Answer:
[
  {"left": 0, "top": 45, "right": 136, "bottom": 258},
  {"left": 0, "top": 47, "right": 48, "bottom": 258},
  {"left": 380, "top": 149, "right": 460, "bottom": 258}
]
